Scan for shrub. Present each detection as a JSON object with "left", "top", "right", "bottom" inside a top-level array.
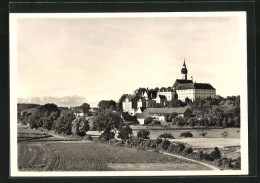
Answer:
[
  {"left": 99, "top": 132, "right": 115, "bottom": 142},
  {"left": 211, "top": 147, "right": 221, "bottom": 160},
  {"left": 179, "top": 132, "right": 193, "bottom": 138},
  {"left": 193, "top": 150, "right": 204, "bottom": 160},
  {"left": 82, "top": 134, "right": 92, "bottom": 141},
  {"left": 109, "top": 138, "right": 119, "bottom": 145},
  {"left": 167, "top": 143, "right": 178, "bottom": 153},
  {"left": 177, "top": 143, "right": 186, "bottom": 153},
  {"left": 145, "top": 139, "right": 153, "bottom": 148},
  {"left": 144, "top": 117, "right": 153, "bottom": 125},
  {"left": 217, "top": 157, "right": 232, "bottom": 169},
  {"left": 117, "top": 124, "right": 133, "bottom": 140},
  {"left": 151, "top": 120, "right": 161, "bottom": 126},
  {"left": 182, "top": 147, "right": 194, "bottom": 155},
  {"left": 233, "top": 157, "right": 241, "bottom": 169},
  {"left": 150, "top": 138, "right": 163, "bottom": 148},
  {"left": 202, "top": 153, "right": 214, "bottom": 161},
  {"left": 128, "top": 136, "right": 140, "bottom": 147},
  {"left": 158, "top": 132, "right": 174, "bottom": 140},
  {"left": 137, "top": 130, "right": 150, "bottom": 139},
  {"left": 161, "top": 140, "right": 171, "bottom": 150}
]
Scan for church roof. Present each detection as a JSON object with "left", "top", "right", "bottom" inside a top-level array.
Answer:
[
  {"left": 173, "top": 79, "right": 193, "bottom": 88},
  {"left": 176, "top": 83, "right": 215, "bottom": 90}
]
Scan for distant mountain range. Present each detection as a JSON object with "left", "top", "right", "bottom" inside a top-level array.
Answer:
[{"left": 18, "top": 95, "right": 88, "bottom": 107}]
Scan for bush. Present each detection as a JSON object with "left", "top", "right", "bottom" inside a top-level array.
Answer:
[
  {"left": 145, "top": 139, "right": 153, "bottom": 148},
  {"left": 158, "top": 132, "right": 174, "bottom": 140},
  {"left": 150, "top": 120, "right": 161, "bottom": 126},
  {"left": 82, "top": 134, "right": 92, "bottom": 141},
  {"left": 167, "top": 143, "right": 178, "bottom": 153},
  {"left": 177, "top": 143, "right": 186, "bottom": 153},
  {"left": 179, "top": 132, "right": 193, "bottom": 138},
  {"left": 182, "top": 147, "right": 194, "bottom": 155},
  {"left": 202, "top": 153, "right": 214, "bottom": 161},
  {"left": 137, "top": 130, "right": 150, "bottom": 139},
  {"left": 161, "top": 140, "right": 171, "bottom": 150},
  {"left": 211, "top": 147, "right": 221, "bottom": 160},
  {"left": 117, "top": 124, "right": 132, "bottom": 140},
  {"left": 99, "top": 132, "right": 115, "bottom": 142},
  {"left": 144, "top": 117, "right": 153, "bottom": 125},
  {"left": 233, "top": 157, "right": 241, "bottom": 169},
  {"left": 217, "top": 157, "right": 232, "bottom": 169},
  {"left": 109, "top": 139, "right": 119, "bottom": 145},
  {"left": 151, "top": 138, "right": 163, "bottom": 148}
]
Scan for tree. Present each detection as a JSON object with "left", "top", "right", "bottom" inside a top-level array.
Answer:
[
  {"left": 72, "top": 116, "right": 90, "bottom": 136},
  {"left": 118, "top": 94, "right": 128, "bottom": 111},
  {"left": 28, "top": 104, "right": 60, "bottom": 130},
  {"left": 185, "top": 97, "right": 192, "bottom": 104},
  {"left": 211, "top": 147, "right": 221, "bottom": 160},
  {"left": 98, "top": 100, "right": 117, "bottom": 110},
  {"left": 53, "top": 110, "right": 76, "bottom": 135},
  {"left": 233, "top": 116, "right": 240, "bottom": 127},
  {"left": 80, "top": 103, "right": 91, "bottom": 115},
  {"left": 93, "top": 108, "right": 122, "bottom": 140},
  {"left": 117, "top": 124, "right": 133, "bottom": 140},
  {"left": 137, "top": 130, "right": 150, "bottom": 139}
]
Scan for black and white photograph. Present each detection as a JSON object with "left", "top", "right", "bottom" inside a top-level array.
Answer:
[{"left": 9, "top": 12, "right": 248, "bottom": 176}]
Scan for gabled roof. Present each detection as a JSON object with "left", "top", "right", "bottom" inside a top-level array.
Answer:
[
  {"left": 176, "top": 83, "right": 215, "bottom": 90},
  {"left": 173, "top": 79, "right": 193, "bottom": 88},
  {"left": 158, "top": 95, "right": 167, "bottom": 100}
]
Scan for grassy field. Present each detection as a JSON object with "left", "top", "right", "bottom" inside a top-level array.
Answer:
[
  {"left": 132, "top": 128, "right": 240, "bottom": 139},
  {"left": 18, "top": 125, "right": 210, "bottom": 171}
]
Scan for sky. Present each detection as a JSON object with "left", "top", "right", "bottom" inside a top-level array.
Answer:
[{"left": 16, "top": 13, "right": 246, "bottom": 107}]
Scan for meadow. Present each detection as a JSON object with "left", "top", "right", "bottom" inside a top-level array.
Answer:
[{"left": 18, "top": 125, "right": 211, "bottom": 171}]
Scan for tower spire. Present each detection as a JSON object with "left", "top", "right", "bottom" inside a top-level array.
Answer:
[{"left": 183, "top": 58, "right": 186, "bottom": 66}]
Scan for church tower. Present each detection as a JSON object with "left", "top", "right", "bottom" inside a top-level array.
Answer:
[{"left": 181, "top": 59, "right": 188, "bottom": 80}]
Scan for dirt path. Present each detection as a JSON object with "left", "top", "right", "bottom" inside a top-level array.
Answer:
[{"left": 161, "top": 151, "right": 219, "bottom": 170}]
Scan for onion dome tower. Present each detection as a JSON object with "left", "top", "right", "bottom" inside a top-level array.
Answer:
[{"left": 181, "top": 59, "right": 188, "bottom": 80}]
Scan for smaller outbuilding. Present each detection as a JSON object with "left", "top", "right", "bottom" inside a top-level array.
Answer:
[{"left": 136, "top": 106, "right": 192, "bottom": 125}]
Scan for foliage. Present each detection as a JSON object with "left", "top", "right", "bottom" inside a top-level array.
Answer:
[
  {"left": 26, "top": 104, "right": 60, "bottom": 130},
  {"left": 182, "top": 147, "right": 193, "bottom": 155},
  {"left": 17, "top": 103, "right": 40, "bottom": 113},
  {"left": 98, "top": 100, "right": 117, "bottom": 110},
  {"left": 161, "top": 140, "right": 171, "bottom": 150},
  {"left": 166, "top": 99, "right": 186, "bottom": 108},
  {"left": 144, "top": 117, "right": 154, "bottom": 125},
  {"left": 71, "top": 116, "right": 90, "bottom": 136},
  {"left": 158, "top": 132, "right": 174, "bottom": 140},
  {"left": 122, "top": 112, "right": 138, "bottom": 123},
  {"left": 93, "top": 108, "right": 122, "bottom": 140},
  {"left": 179, "top": 132, "right": 193, "bottom": 138},
  {"left": 117, "top": 124, "right": 133, "bottom": 140},
  {"left": 83, "top": 135, "right": 92, "bottom": 141},
  {"left": 99, "top": 132, "right": 115, "bottom": 142},
  {"left": 211, "top": 147, "right": 221, "bottom": 160},
  {"left": 52, "top": 110, "right": 76, "bottom": 135},
  {"left": 137, "top": 130, "right": 150, "bottom": 139}
]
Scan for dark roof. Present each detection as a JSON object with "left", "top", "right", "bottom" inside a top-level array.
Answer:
[
  {"left": 176, "top": 83, "right": 215, "bottom": 90},
  {"left": 173, "top": 79, "right": 193, "bottom": 88},
  {"left": 158, "top": 95, "right": 167, "bottom": 100}
]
